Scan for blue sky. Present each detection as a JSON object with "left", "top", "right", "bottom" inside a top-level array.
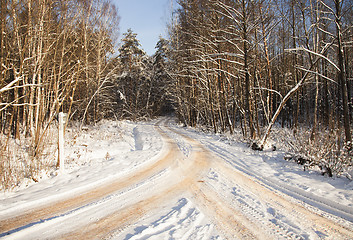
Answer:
[{"left": 113, "top": 0, "right": 177, "bottom": 56}]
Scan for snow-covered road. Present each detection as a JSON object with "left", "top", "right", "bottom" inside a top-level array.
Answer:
[{"left": 1, "top": 118, "right": 353, "bottom": 239}]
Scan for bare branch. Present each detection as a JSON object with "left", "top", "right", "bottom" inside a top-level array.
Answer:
[{"left": 285, "top": 47, "right": 340, "bottom": 71}]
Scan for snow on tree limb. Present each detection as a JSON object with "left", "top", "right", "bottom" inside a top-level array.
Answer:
[
  {"left": 260, "top": 41, "right": 335, "bottom": 148},
  {"left": 285, "top": 46, "right": 340, "bottom": 71},
  {"left": 0, "top": 77, "right": 21, "bottom": 94}
]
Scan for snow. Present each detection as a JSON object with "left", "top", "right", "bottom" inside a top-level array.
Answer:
[
  {"left": 175, "top": 125, "right": 353, "bottom": 222},
  {"left": 1, "top": 118, "right": 353, "bottom": 239},
  {"left": 110, "top": 197, "right": 222, "bottom": 240},
  {"left": 0, "top": 120, "right": 164, "bottom": 220}
]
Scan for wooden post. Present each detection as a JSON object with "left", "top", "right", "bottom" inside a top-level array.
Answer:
[{"left": 58, "top": 112, "right": 65, "bottom": 172}]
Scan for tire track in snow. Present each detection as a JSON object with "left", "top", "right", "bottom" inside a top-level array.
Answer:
[
  {"left": 166, "top": 123, "right": 270, "bottom": 239},
  {"left": 58, "top": 127, "right": 210, "bottom": 239},
  {"left": 0, "top": 120, "right": 180, "bottom": 237},
  {"left": 58, "top": 119, "right": 262, "bottom": 239},
  {"left": 3, "top": 118, "right": 352, "bottom": 239},
  {"left": 203, "top": 143, "right": 353, "bottom": 239},
  {"left": 167, "top": 122, "right": 353, "bottom": 239},
  {"left": 205, "top": 140, "right": 353, "bottom": 223},
  {"left": 205, "top": 169, "right": 318, "bottom": 239}
]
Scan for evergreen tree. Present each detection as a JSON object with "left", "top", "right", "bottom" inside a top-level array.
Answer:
[
  {"left": 116, "top": 29, "right": 151, "bottom": 119},
  {"left": 118, "top": 28, "right": 146, "bottom": 73},
  {"left": 152, "top": 37, "right": 174, "bottom": 114}
]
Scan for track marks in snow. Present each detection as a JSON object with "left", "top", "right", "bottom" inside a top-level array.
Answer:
[
  {"left": 2, "top": 118, "right": 353, "bottom": 239},
  {"left": 200, "top": 137, "right": 353, "bottom": 224},
  {"left": 204, "top": 164, "right": 353, "bottom": 240},
  {"left": 53, "top": 122, "right": 219, "bottom": 239},
  {"left": 206, "top": 169, "right": 310, "bottom": 239},
  {"left": 164, "top": 121, "right": 353, "bottom": 239},
  {"left": 0, "top": 122, "right": 178, "bottom": 237},
  {"left": 120, "top": 198, "right": 220, "bottom": 240}
]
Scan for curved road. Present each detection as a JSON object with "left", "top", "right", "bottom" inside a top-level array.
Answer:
[{"left": 1, "top": 118, "right": 352, "bottom": 239}]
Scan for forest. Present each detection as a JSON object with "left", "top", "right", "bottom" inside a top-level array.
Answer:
[
  {"left": 0, "top": 0, "right": 171, "bottom": 189},
  {"left": 0, "top": 0, "right": 352, "bottom": 189},
  {"left": 167, "top": 0, "right": 353, "bottom": 176}
]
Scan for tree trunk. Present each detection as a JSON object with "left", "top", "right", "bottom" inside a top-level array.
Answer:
[
  {"left": 242, "top": 0, "right": 255, "bottom": 139},
  {"left": 335, "top": 0, "right": 352, "bottom": 143}
]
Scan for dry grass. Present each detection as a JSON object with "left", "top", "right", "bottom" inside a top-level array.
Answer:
[
  {"left": 276, "top": 127, "right": 353, "bottom": 178},
  {"left": 0, "top": 126, "right": 58, "bottom": 191}
]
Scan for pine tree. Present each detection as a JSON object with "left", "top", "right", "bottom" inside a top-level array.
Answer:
[
  {"left": 116, "top": 29, "right": 151, "bottom": 119},
  {"left": 152, "top": 36, "right": 174, "bottom": 114},
  {"left": 118, "top": 28, "right": 145, "bottom": 73}
]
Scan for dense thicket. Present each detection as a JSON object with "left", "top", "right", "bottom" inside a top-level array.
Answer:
[
  {"left": 0, "top": 0, "right": 120, "bottom": 188},
  {"left": 167, "top": 0, "right": 352, "bottom": 175},
  {"left": 168, "top": 0, "right": 352, "bottom": 141},
  {"left": 1, "top": 0, "right": 120, "bottom": 142},
  {"left": 0, "top": 0, "right": 174, "bottom": 188}
]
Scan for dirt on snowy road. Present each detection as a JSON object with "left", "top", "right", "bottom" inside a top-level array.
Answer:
[{"left": 1, "top": 118, "right": 353, "bottom": 239}]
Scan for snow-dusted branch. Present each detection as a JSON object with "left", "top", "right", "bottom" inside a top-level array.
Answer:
[
  {"left": 253, "top": 87, "right": 283, "bottom": 99},
  {"left": 0, "top": 77, "right": 21, "bottom": 94},
  {"left": 260, "top": 41, "right": 335, "bottom": 147},
  {"left": 295, "top": 66, "right": 337, "bottom": 84},
  {"left": 285, "top": 46, "right": 340, "bottom": 71}
]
